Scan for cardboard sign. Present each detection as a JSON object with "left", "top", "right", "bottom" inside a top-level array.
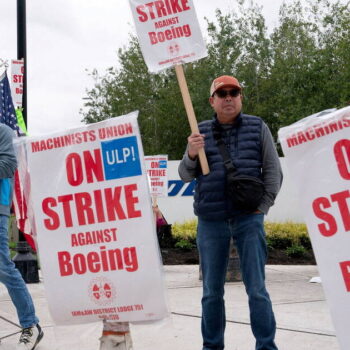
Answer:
[
  {"left": 128, "top": 0, "right": 207, "bottom": 72},
  {"left": 10, "top": 59, "right": 24, "bottom": 108},
  {"left": 144, "top": 155, "right": 168, "bottom": 197},
  {"left": 26, "top": 112, "right": 168, "bottom": 325},
  {"left": 278, "top": 106, "right": 350, "bottom": 350}
]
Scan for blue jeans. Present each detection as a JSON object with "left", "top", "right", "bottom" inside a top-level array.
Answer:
[
  {"left": 197, "top": 214, "right": 278, "bottom": 350},
  {"left": 0, "top": 215, "right": 39, "bottom": 328}
]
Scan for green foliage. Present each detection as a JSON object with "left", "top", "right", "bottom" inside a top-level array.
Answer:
[
  {"left": 8, "top": 241, "right": 17, "bottom": 259},
  {"left": 171, "top": 219, "right": 197, "bottom": 250},
  {"left": 299, "top": 234, "right": 313, "bottom": 250},
  {"left": 265, "top": 221, "right": 310, "bottom": 249},
  {"left": 81, "top": 0, "right": 350, "bottom": 158},
  {"left": 265, "top": 0, "right": 350, "bottom": 132},
  {"left": 286, "top": 244, "right": 307, "bottom": 258},
  {"left": 266, "top": 234, "right": 293, "bottom": 250},
  {"left": 171, "top": 219, "right": 198, "bottom": 240},
  {"left": 174, "top": 238, "right": 195, "bottom": 251},
  {"left": 171, "top": 220, "right": 312, "bottom": 253},
  {"left": 8, "top": 241, "right": 17, "bottom": 250}
]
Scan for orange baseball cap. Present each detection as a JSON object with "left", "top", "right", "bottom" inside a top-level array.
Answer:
[{"left": 210, "top": 75, "right": 241, "bottom": 96}]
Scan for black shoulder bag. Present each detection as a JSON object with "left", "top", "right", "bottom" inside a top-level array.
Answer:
[{"left": 212, "top": 125, "right": 265, "bottom": 212}]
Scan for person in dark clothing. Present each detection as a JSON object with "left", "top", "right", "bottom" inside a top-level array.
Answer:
[
  {"left": 0, "top": 123, "right": 43, "bottom": 350},
  {"left": 178, "top": 75, "right": 282, "bottom": 350}
]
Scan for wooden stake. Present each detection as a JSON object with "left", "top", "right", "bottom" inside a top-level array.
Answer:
[
  {"left": 175, "top": 64, "right": 210, "bottom": 175},
  {"left": 152, "top": 196, "right": 157, "bottom": 207}
]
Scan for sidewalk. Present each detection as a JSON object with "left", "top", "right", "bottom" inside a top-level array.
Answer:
[{"left": 0, "top": 265, "right": 339, "bottom": 350}]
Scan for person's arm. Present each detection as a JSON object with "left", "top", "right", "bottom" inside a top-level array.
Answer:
[
  {"left": 178, "top": 132, "right": 204, "bottom": 182},
  {"left": 258, "top": 122, "right": 283, "bottom": 214},
  {"left": 0, "top": 125, "right": 17, "bottom": 179},
  {"left": 152, "top": 205, "right": 167, "bottom": 227}
]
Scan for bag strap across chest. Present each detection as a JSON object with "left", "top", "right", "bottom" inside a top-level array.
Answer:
[{"left": 212, "top": 124, "right": 237, "bottom": 176}]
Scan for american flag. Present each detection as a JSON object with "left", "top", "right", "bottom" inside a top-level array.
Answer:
[
  {"left": 0, "top": 71, "right": 35, "bottom": 250},
  {"left": 0, "top": 72, "right": 21, "bottom": 135}
]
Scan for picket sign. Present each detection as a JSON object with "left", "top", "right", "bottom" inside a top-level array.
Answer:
[
  {"left": 278, "top": 106, "right": 350, "bottom": 350},
  {"left": 25, "top": 111, "right": 168, "bottom": 325},
  {"left": 128, "top": 0, "right": 209, "bottom": 175},
  {"left": 144, "top": 155, "right": 168, "bottom": 198},
  {"left": 10, "top": 59, "right": 24, "bottom": 108}
]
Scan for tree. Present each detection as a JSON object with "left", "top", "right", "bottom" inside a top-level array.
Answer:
[
  {"left": 81, "top": 0, "right": 350, "bottom": 158},
  {"left": 265, "top": 0, "right": 350, "bottom": 129},
  {"left": 82, "top": 36, "right": 188, "bottom": 158}
]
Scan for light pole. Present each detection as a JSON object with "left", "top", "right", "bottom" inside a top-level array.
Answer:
[
  {"left": 17, "top": 0, "right": 27, "bottom": 125},
  {"left": 13, "top": 0, "right": 39, "bottom": 284}
]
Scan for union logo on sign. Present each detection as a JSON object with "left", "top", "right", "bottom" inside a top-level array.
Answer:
[
  {"left": 101, "top": 136, "right": 142, "bottom": 180},
  {"left": 167, "top": 42, "right": 180, "bottom": 56},
  {"left": 88, "top": 277, "right": 116, "bottom": 306}
]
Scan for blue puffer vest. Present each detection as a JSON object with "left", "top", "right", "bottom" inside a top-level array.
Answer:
[{"left": 194, "top": 113, "right": 263, "bottom": 220}]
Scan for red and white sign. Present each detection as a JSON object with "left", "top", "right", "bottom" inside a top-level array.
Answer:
[
  {"left": 278, "top": 106, "right": 350, "bottom": 350},
  {"left": 26, "top": 111, "right": 168, "bottom": 325},
  {"left": 128, "top": 0, "right": 207, "bottom": 72},
  {"left": 145, "top": 155, "right": 168, "bottom": 197},
  {"left": 10, "top": 59, "right": 24, "bottom": 108}
]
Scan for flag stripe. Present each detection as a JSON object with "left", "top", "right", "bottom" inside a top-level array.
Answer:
[{"left": 0, "top": 71, "right": 34, "bottom": 250}]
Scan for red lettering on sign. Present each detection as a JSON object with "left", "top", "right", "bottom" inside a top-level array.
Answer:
[
  {"left": 148, "top": 169, "right": 165, "bottom": 176},
  {"left": 93, "top": 189, "right": 106, "bottom": 223},
  {"left": 31, "top": 131, "right": 97, "bottom": 153},
  {"left": 58, "top": 251, "right": 73, "bottom": 276},
  {"left": 75, "top": 192, "right": 95, "bottom": 226},
  {"left": 136, "top": 5, "right": 148, "bottom": 22},
  {"left": 66, "top": 153, "right": 84, "bottom": 186},
  {"left": 42, "top": 197, "right": 60, "bottom": 230},
  {"left": 71, "top": 228, "right": 118, "bottom": 247},
  {"left": 41, "top": 184, "right": 142, "bottom": 230},
  {"left": 136, "top": 0, "right": 190, "bottom": 22},
  {"left": 105, "top": 187, "right": 127, "bottom": 221},
  {"left": 330, "top": 191, "right": 350, "bottom": 231},
  {"left": 125, "top": 184, "right": 141, "bottom": 219},
  {"left": 148, "top": 24, "right": 191, "bottom": 45},
  {"left": 13, "top": 74, "right": 23, "bottom": 83},
  {"left": 339, "top": 261, "right": 350, "bottom": 292},
  {"left": 98, "top": 123, "right": 133, "bottom": 140},
  {"left": 334, "top": 139, "right": 350, "bottom": 180},
  {"left": 58, "top": 246, "right": 139, "bottom": 277},
  {"left": 66, "top": 149, "right": 104, "bottom": 186},
  {"left": 312, "top": 190, "right": 350, "bottom": 236},
  {"left": 83, "top": 149, "right": 104, "bottom": 183},
  {"left": 58, "top": 194, "right": 74, "bottom": 227},
  {"left": 312, "top": 197, "right": 338, "bottom": 236}
]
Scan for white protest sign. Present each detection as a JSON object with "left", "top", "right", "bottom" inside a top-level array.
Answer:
[
  {"left": 26, "top": 111, "right": 168, "bottom": 325},
  {"left": 10, "top": 59, "right": 24, "bottom": 108},
  {"left": 128, "top": 0, "right": 207, "bottom": 72},
  {"left": 278, "top": 106, "right": 350, "bottom": 350},
  {"left": 144, "top": 155, "right": 168, "bottom": 197}
]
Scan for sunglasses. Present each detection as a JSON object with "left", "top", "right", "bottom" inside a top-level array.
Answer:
[{"left": 214, "top": 89, "right": 241, "bottom": 98}]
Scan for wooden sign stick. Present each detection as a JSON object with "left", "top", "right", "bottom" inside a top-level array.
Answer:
[
  {"left": 152, "top": 195, "right": 157, "bottom": 207},
  {"left": 175, "top": 64, "right": 210, "bottom": 175}
]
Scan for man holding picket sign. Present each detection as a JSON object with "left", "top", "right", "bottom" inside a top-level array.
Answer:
[
  {"left": 179, "top": 75, "right": 282, "bottom": 350},
  {"left": 128, "top": 1, "right": 282, "bottom": 349}
]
